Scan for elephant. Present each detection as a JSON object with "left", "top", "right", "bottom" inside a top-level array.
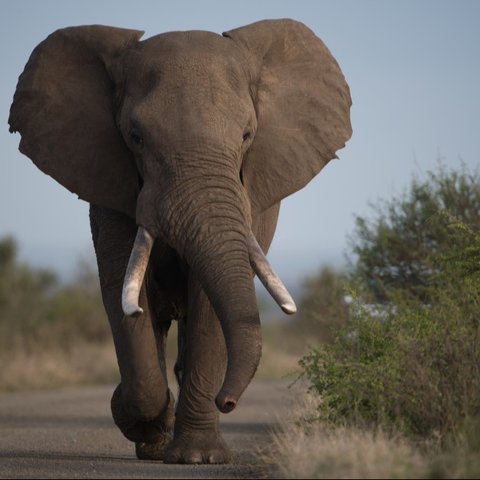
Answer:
[{"left": 8, "top": 19, "right": 352, "bottom": 464}]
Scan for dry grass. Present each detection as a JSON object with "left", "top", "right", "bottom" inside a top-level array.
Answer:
[
  {"left": 275, "top": 425, "right": 427, "bottom": 479},
  {"left": 271, "top": 391, "right": 429, "bottom": 479},
  {"left": 269, "top": 390, "right": 480, "bottom": 479},
  {"left": 0, "top": 342, "right": 119, "bottom": 391}
]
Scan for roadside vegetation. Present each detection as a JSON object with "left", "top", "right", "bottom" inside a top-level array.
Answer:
[{"left": 275, "top": 162, "right": 480, "bottom": 478}]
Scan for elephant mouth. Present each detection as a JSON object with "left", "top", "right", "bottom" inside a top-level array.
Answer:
[{"left": 121, "top": 226, "right": 296, "bottom": 318}]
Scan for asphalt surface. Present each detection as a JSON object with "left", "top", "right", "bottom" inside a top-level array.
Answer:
[{"left": 0, "top": 380, "right": 291, "bottom": 479}]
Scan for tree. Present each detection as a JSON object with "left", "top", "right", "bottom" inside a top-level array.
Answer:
[{"left": 349, "top": 162, "right": 480, "bottom": 302}]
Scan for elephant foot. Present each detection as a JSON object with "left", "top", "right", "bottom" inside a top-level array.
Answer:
[
  {"left": 111, "top": 384, "right": 175, "bottom": 445},
  {"left": 163, "top": 431, "right": 231, "bottom": 464},
  {"left": 135, "top": 436, "right": 171, "bottom": 460}
]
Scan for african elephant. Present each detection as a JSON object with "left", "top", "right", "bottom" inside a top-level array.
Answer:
[{"left": 9, "top": 19, "right": 351, "bottom": 463}]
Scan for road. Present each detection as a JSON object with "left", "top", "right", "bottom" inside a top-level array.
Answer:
[{"left": 0, "top": 380, "right": 291, "bottom": 479}]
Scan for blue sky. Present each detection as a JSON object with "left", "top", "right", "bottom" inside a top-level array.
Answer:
[{"left": 1, "top": 0, "right": 479, "bottom": 288}]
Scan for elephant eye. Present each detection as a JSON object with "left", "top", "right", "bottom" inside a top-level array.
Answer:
[
  {"left": 130, "top": 132, "right": 144, "bottom": 147},
  {"left": 242, "top": 131, "right": 251, "bottom": 142}
]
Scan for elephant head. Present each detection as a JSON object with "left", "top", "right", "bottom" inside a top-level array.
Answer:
[{"left": 9, "top": 20, "right": 352, "bottom": 411}]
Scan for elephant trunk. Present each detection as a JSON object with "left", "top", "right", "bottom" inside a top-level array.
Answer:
[
  {"left": 123, "top": 165, "right": 293, "bottom": 413},
  {"left": 164, "top": 175, "right": 262, "bottom": 412}
]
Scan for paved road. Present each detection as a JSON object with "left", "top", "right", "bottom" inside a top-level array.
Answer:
[{"left": 0, "top": 381, "right": 291, "bottom": 479}]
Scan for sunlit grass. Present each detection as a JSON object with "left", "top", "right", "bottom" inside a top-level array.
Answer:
[{"left": 271, "top": 390, "right": 480, "bottom": 479}]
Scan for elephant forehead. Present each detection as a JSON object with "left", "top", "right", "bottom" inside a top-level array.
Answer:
[
  {"left": 125, "top": 31, "right": 248, "bottom": 87},
  {"left": 141, "top": 30, "right": 238, "bottom": 58}
]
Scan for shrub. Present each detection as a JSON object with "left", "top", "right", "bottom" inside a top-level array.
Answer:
[
  {"left": 301, "top": 268, "right": 480, "bottom": 439},
  {"left": 300, "top": 164, "right": 480, "bottom": 442}
]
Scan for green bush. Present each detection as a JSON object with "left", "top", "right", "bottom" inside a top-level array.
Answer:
[
  {"left": 300, "top": 164, "right": 480, "bottom": 442},
  {"left": 301, "top": 267, "right": 480, "bottom": 439}
]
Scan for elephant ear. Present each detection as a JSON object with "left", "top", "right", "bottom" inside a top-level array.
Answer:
[
  {"left": 8, "top": 25, "right": 144, "bottom": 217},
  {"left": 223, "top": 19, "right": 352, "bottom": 214}
]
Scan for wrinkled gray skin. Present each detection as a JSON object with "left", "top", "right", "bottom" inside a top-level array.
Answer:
[{"left": 9, "top": 19, "right": 351, "bottom": 463}]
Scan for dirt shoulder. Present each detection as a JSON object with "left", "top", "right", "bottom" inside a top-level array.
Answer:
[{"left": 0, "top": 380, "right": 291, "bottom": 479}]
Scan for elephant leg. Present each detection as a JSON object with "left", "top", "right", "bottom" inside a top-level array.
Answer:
[
  {"left": 89, "top": 204, "right": 174, "bottom": 458},
  {"left": 164, "top": 273, "right": 230, "bottom": 464},
  {"left": 133, "top": 318, "right": 176, "bottom": 461}
]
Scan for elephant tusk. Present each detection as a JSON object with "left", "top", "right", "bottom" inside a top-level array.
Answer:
[
  {"left": 246, "top": 232, "right": 297, "bottom": 314},
  {"left": 122, "top": 227, "right": 154, "bottom": 317}
]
